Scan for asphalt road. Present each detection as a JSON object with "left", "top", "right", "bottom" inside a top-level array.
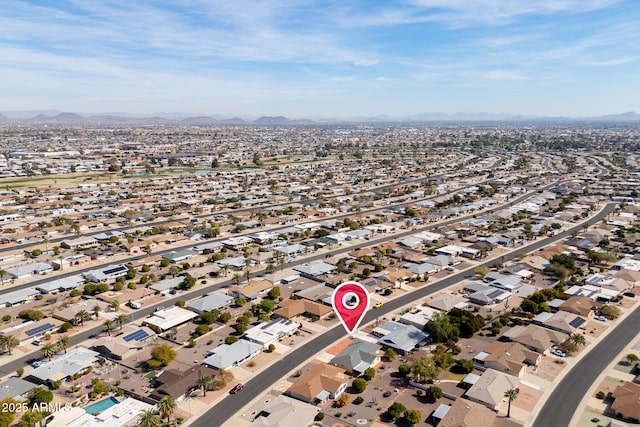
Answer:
[
  {"left": 192, "top": 203, "right": 616, "bottom": 426},
  {"left": 533, "top": 302, "right": 640, "bottom": 427}
]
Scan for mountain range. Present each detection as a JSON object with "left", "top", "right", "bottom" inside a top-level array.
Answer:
[{"left": 0, "top": 111, "right": 639, "bottom": 125}]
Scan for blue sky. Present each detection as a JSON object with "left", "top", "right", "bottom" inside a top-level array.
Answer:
[{"left": 1, "top": 0, "right": 639, "bottom": 118}]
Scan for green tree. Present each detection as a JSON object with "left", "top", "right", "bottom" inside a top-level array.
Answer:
[
  {"left": 505, "top": 388, "right": 520, "bottom": 418},
  {"left": 362, "top": 367, "right": 376, "bottom": 381},
  {"left": 404, "top": 408, "right": 422, "bottom": 425},
  {"left": 425, "top": 386, "right": 443, "bottom": 402},
  {"left": 387, "top": 402, "right": 407, "bottom": 421},
  {"left": 384, "top": 348, "right": 396, "bottom": 361},
  {"left": 197, "top": 375, "right": 212, "bottom": 397},
  {"left": 55, "top": 336, "right": 71, "bottom": 354},
  {"left": 40, "top": 342, "right": 58, "bottom": 361},
  {"left": 148, "top": 344, "right": 177, "bottom": 367},
  {"left": 453, "top": 358, "right": 475, "bottom": 374},
  {"left": 0, "top": 397, "right": 17, "bottom": 427},
  {"left": 20, "top": 408, "right": 43, "bottom": 427},
  {"left": 570, "top": 333, "right": 586, "bottom": 347},
  {"left": 412, "top": 357, "right": 440, "bottom": 383},
  {"left": 0, "top": 334, "right": 19, "bottom": 355},
  {"left": 626, "top": 353, "right": 639, "bottom": 365},
  {"left": 103, "top": 319, "right": 116, "bottom": 336},
  {"left": 27, "top": 387, "right": 53, "bottom": 405},
  {"left": 424, "top": 311, "right": 457, "bottom": 343},
  {"left": 157, "top": 396, "right": 177, "bottom": 423},
  {"left": 137, "top": 409, "right": 162, "bottom": 427},
  {"left": 267, "top": 286, "right": 281, "bottom": 300},
  {"left": 601, "top": 305, "right": 621, "bottom": 320},
  {"left": 398, "top": 363, "right": 412, "bottom": 377},
  {"left": 352, "top": 378, "right": 367, "bottom": 393}
]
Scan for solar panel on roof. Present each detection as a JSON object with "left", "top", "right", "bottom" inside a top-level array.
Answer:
[
  {"left": 487, "top": 289, "right": 503, "bottom": 299},
  {"left": 569, "top": 317, "right": 586, "bottom": 329},
  {"left": 25, "top": 323, "right": 55, "bottom": 337},
  {"left": 123, "top": 329, "right": 149, "bottom": 342},
  {"left": 104, "top": 266, "right": 126, "bottom": 275}
]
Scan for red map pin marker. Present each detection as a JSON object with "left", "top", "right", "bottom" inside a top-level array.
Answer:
[{"left": 332, "top": 281, "right": 370, "bottom": 334}]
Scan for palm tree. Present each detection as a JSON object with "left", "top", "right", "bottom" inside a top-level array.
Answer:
[
  {"left": 505, "top": 388, "right": 519, "bottom": 418},
  {"left": 0, "top": 269, "right": 6, "bottom": 286},
  {"left": 222, "top": 264, "right": 230, "bottom": 277},
  {"left": 103, "top": 319, "right": 116, "bottom": 336},
  {"left": 75, "top": 310, "right": 90, "bottom": 326},
  {"left": 0, "top": 334, "right": 19, "bottom": 355},
  {"left": 197, "top": 375, "right": 212, "bottom": 397},
  {"left": 56, "top": 336, "right": 71, "bottom": 354},
  {"left": 92, "top": 304, "right": 102, "bottom": 320},
  {"left": 110, "top": 299, "right": 121, "bottom": 312},
  {"left": 232, "top": 273, "right": 242, "bottom": 286},
  {"left": 137, "top": 409, "right": 162, "bottom": 427},
  {"left": 570, "top": 333, "right": 586, "bottom": 347},
  {"left": 40, "top": 342, "right": 58, "bottom": 361},
  {"left": 169, "top": 265, "right": 181, "bottom": 278},
  {"left": 116, "top": 314, "right": 128, "bottom": 330},
  {"left": 157, "top": 396, "right": 177, "bottom": 423}
]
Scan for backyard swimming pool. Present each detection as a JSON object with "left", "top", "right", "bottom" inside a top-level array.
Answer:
[{"left": 84, "top": 396, "right": 119, "bottom": 415}]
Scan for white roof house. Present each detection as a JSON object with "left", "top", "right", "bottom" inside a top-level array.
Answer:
[
  {"left": 186, "top": 293, "right": 234, "bottom": 314},
  {"left": 0, "top": 287, "right": 40, "bottom": 307},
  {"left": 203, "top": 339, "right": 262, "bottom": 370},
  {"left": 244, "top": 318, "right": 301, "bottom": 347},
  {"left": 465, "top": 369, "right": 520, "bottom": 411},
  {"left": 143, "top": 306, "right": 198, "bottom": 332},
  {"left": 28, "top": 348, "right": 99, "bottom": 384},
  {"left": 47, "top": 397, "right": 155, "bottom": 427},
  {"left": 36, "top": 275, "right": 84, "bottom": 293}
]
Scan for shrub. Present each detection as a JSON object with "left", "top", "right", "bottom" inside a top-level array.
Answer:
[
  {"left": 16, "top": 367, "right": 24, "bottom": 377},
  {"left": 387, "top": 402, "right": 407, "bottom": 421},
  {"left": 225, "top": 336, "right": 238, "bottom": 345},
  {"left": 362, "top": 367, "right": 376, "bottom": 381},
  {"left": 353, "top": 396, "right": 364, "bottom": 405},
  {"left": 268, "top": 344, "right": 276, "bottom": 352},
  {"left": 2, "top": 314, "right": 11, "bottom": 322},
  {"left": 398, "top": 364, "right": 412, "bottom": 377},
  {"left": 128, "top": 282, "right": 137, "bottom": 290},
  {"left": 596, "top": 391, "right": 606, "bottom": 399},
  {"left": 352, "top": 378, "right": 367, "bottom": 393},
  {"left": 58, "top": 322, "right": 73, "bottom": 333},
  {"left": 69, "top": 289, "right": 81, "bottom": 297},
  {"left": 314, "top": 412, "right": 325, "bottom": 421}
]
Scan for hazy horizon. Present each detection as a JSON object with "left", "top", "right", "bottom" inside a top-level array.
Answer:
[{"left": 2, "top": 1, "right": 639, "bottom": 117}]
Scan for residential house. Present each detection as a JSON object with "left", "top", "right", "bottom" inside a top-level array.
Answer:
[
  {"left": 249, "top": 395, "right": 319, "bottom": 427},
  {"left": 286, "top": 362, "right": 349, "bottom": 405},
  {"left": 273, "top": 298, "right": 333, "bottom": 320},
  {"left": 0, "top": 377, "right": 37, "bottom": 402},
  {"left": 186, "top": 293, "right": 234, "bottom": 314},
  {"left": 202, "top": 339, "right": 262, "bottom": 370},
  {"left": 244, "top": 319, "right": 301, "bottom": 348},
  {"left": 611, "top": 381, "right": 640, "bottom": 421},
  {"left": 399, "top": 305, "right": 442, "bottom": 329},
  {"left": 465, "top": 368, "right": 520, "bottom": 411},
  {"left": 27, "top": 347, "right": 99, "bottom": 386},
  {"left": 143, "top": 306, "right": 199, "bottom": 333},
  {"left": 437, "top": 398, "right": 498, "bottom": 427},
  {"left": 330, "top": 339, "right": 381, "bottom": 375},
  {"left": 532, "top": 311, "right": 586, "bottom": 334},
  {"left": 475, "top": 341, "right": 541, "bottom": 377},
  {"left": 373, "top": 320, "right": 428, "bottom": 355},
  {"left": 426, "top": 294, "right": 469, "bottom": 312},
  {"left": 229, "top": 279, "right": 273, "bottom": 300},
  {"left": 150, "top": 365, "right": 218, "bottom": 402},
  {"left": 558, "top": 296, "right": 600, "bottom": 318},
  {"left": 91, "top": 325, "right": 155, "bottom": 360},
  {"left": 501, "top": 324, "right": 568, "bottom": 354}
]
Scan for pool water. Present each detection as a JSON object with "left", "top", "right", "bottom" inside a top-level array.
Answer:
[{"left": 84, "top": 396, "right": 119, "bottom": 415}]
